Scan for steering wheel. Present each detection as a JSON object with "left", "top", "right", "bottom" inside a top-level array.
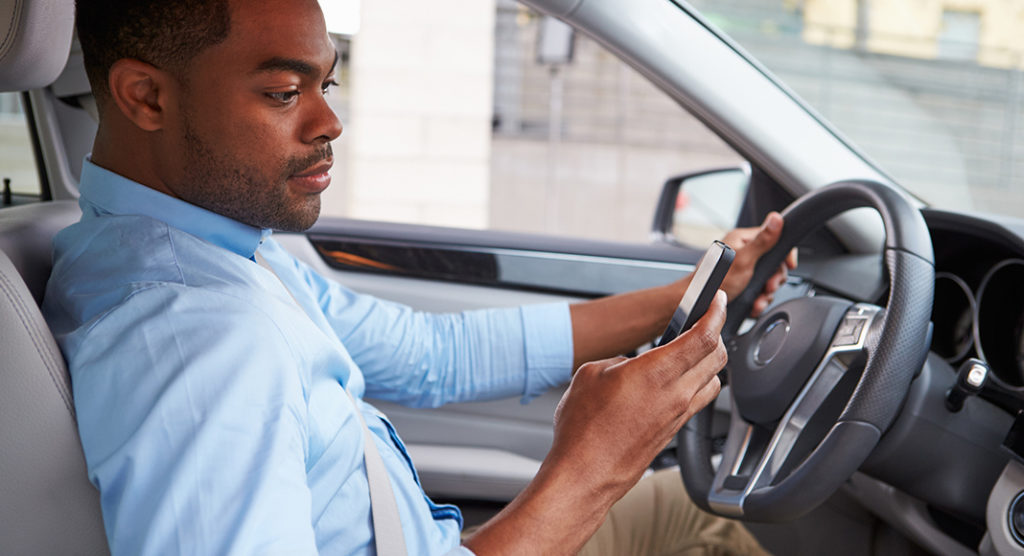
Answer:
[{"left": 677, "top": 180, "right": 934, "bottom": 522}]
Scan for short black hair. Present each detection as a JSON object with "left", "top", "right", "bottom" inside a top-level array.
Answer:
[{"left": 75, "top": 0, "right": 231, "bottom": 103}]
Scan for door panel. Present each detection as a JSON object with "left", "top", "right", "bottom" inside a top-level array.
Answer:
[{"left": 276, "top": 221, "right": 699, "bottom": 501}]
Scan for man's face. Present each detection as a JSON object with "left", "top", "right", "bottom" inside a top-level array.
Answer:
[{"left": 159, "top": 0, "right": 342, "bottom": 232}]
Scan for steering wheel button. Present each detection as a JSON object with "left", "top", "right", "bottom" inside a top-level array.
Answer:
[
  {"left": 832, "top": 335, "right": 855, "bottom": 347},
  {"left": 852, "top": 318, "right": 866, "bottom": 337},
  {"left": 832, "top": 317, "right": 868, "bottom": 347}
]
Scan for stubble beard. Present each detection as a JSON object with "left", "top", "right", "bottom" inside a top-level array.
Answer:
[{"left": 176, "top": 119, "right": 330, "bottom": 232}]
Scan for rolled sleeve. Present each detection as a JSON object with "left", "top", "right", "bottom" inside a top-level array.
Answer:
[{"left": 520, "top": 302, "right": 574, "bottom": 403}]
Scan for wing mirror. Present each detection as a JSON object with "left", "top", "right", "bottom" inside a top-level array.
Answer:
[{"left": 650, "top": 166, "right": 751, "bottom": 246}]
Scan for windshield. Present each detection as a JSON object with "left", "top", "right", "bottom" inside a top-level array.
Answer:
[{"left": 689, "top": 0, "right": 1024, "bottom": 218}]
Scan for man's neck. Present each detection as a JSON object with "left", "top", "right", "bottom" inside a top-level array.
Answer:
[{"left": 90, "top": 122, "right": 179, "bottom": 200}]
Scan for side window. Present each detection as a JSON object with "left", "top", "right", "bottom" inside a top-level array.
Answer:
[
  {"left": 322, "top": 1, "right": 744, "bottom": 245},
  {"left": 0, "top": 92, "right": 43, "bottom": 206},
  {"left": 688, "top": 0, "right": 1024, "bottom": 220}
]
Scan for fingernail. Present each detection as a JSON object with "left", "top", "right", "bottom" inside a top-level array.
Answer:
[{"left": 766, "top": 213, "right": 782, "bottom": 232}]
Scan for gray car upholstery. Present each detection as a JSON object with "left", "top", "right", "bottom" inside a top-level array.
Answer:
[
  {"left": 0, "top": 201, "right": 81, "bottom": 303},
  {"left": 0, "top": 0, "right": 75, "bottom": 89},
  {"left": 0, "top": 242, "right": 108, "bottom": 554},
  {"left": 0, "top": 0, "right": 110, "bottom": 553}
]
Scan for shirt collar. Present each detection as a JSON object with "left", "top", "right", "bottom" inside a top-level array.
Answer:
[{"left": 78, "top": 157, "right": 273, "bottom": 258}]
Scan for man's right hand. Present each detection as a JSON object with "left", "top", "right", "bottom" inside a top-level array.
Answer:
[{"left": 464, "top": 290, "right": 728, "bottom": 555}]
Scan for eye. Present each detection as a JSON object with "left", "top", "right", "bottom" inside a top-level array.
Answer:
[
  {"left": 321, "top": 79, "right": 339, "bottom": 95},
  {"left": 266, "top": 90, "right": 300, "bottom": 104}
]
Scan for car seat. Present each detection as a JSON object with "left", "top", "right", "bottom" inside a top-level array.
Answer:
[{"left": 0, "top": 0, "right": 109, "bottom": 553}]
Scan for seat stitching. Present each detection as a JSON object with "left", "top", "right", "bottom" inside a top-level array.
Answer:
[
  {"left": 0, "top": 0, "right": 25, "bottom": 63},
  {"left": 0, "top": 267, "right": 75, "bottom": 416}
]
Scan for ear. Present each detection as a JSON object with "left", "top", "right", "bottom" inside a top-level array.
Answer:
[{"left": 107, "top": 59, "right": 176, "bottom": 132}]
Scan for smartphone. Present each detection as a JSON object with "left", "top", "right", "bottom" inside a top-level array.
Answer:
[{"left": 656, "top": 240, "right": 735, "bottom": 347}]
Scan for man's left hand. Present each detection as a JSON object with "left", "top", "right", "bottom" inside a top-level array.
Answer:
[{"left": 719, "top": 212, "right": 797, "bottom": 317}]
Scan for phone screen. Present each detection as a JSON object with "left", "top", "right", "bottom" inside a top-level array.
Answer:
[{"left": 657, "top": 241, "right": 735, "bottom": 347}]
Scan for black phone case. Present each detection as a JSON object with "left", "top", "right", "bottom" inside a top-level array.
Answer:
[{"left": 657, "top": 241, "right": 735, "bottom": 347}]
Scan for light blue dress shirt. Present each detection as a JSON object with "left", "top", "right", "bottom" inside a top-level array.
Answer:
[{"left": 43, "top": 160, "right": 574, "bottom": 555}]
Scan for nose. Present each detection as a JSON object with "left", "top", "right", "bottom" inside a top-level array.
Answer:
[{"left": 304, "top": 93, "right": 343, "bottom": 144}]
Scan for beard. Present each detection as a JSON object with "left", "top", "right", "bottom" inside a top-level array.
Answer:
[{"left": 175, "top": 119, "right": 332, "bottom": 232}]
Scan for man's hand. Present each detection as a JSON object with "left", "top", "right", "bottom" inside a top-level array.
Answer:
[
  {"left": 550, "top": 290, "right": 727, "bottom": 494},
  {"left": 465, "top": 292, "right": 728, "bottom": 555},
  {"left": 720, "top": 212, "right": 797, "bottom": 316},
  {"left": 566, "top": 212, "right": 796, "bottom": 369}
]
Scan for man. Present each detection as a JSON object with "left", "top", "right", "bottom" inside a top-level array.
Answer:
[{"left": 45, "top": 0, "right": 792, "bottom": 554}]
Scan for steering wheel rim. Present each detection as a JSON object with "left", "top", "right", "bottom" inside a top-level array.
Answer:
[{"left": 677, "top": 179, "right": 934, "bottom": 522}]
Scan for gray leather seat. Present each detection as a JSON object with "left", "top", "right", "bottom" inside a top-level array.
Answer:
[
  {"left": 0, "top": 0, "right": 109, "bottom": 553},
  {"left": 0, "top": 201, "right": 81, "bottom": 304}
]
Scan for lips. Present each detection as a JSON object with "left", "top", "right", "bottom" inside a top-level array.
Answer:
[{"left": 288, "top": 158, "right": 333, "bottom": 194}]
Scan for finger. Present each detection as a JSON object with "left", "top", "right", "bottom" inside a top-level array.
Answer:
[
  {"left": 684, "top": 374, "right": 722, "bottom": 421},
  {"left": 669, "top": 349, "right": 726, "bottom": 422},
  {"left": 752, "top": 269, "right": 787, "bottom": 316},
  {"left": 775, "top": 268, "right": 788, "bottom": 289},
  {"left": 751, "top": 295, "right": 770, "bottom": 317},
  {"left": 785, "top": 247, "right": 798, "bottom": 270},
  {"left": 642, "top": 290, "right": 728, "bottom": 376},
  {"left": 674, "top": 310, "right": 729, "bottom": 390},
  {"left": 663, "top": 374, "right": 722, "bottom": 446},
  {"left": 678, "top": 289, "right": 727, "bottom": 346},
  {"left": 765, "top": 266, "right": 788, "bottom": 294}
]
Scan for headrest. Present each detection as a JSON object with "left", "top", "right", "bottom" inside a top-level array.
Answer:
[{"left": 0, "top": 0, "right": 76, "bottom": 91}]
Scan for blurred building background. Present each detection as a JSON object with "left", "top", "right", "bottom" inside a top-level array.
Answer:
[
  {"left": 321, "top": 0, "right": 1024, "bottom": 242},
  {"left": 5, "top": 0, "right": 1024, "bottom": 241},
  {"left": 698, "top": 0, "right": 1024, "bottom": 216},
  {"left": 324, "top": 0, "right": 741, "bottom": 243}
]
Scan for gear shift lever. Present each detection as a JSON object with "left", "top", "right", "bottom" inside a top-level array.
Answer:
[{"left": 946, "top": 358, "right": 989, "bottom": 413}]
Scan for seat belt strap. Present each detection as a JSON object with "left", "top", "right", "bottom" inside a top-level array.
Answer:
[{"left": 254, "top": 251, "right": 408, "bottom": 556}]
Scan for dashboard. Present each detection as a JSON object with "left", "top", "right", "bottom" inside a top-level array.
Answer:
[
  {"left": 912, "top": 209, "right": 1024, "bottom": 555},
  {"left": 925, "top": 209, "right": 1024, "bottom": 390}
]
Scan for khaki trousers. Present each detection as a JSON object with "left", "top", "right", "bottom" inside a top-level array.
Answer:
[
  {"left": 577, "top": 468, "right": 770, "bottom": 556},
  {"left": 463, "top": 468, "right": 770, "bottom": 555}
]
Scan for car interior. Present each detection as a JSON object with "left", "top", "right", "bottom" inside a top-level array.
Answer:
[
  {"left": 0, "top": 1, "right": 108, "bottom": 554},
  {"left": 9, "top": 0, "right": 1024, "bottom": 555}
]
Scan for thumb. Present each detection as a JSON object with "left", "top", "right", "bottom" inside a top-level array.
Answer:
[{"left": 741, "top": 212, "right": 784, "bottom": 259}]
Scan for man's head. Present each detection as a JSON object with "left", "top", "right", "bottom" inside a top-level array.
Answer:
[
  {"left": 75, "top": 0, "right": 232, "bottom": 106},
  {"left": 76, "top": 0, "right": 342, "bottom": 232}
]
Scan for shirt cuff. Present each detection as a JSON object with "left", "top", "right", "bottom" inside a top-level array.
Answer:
[
  {"left": 446, "top": 546, "right": 477, "bottom": 556},
  {"left": 520, "top": 302, "right": 574, "bottom": 403}
]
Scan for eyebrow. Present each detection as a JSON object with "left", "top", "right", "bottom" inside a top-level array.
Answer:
[{"left": 252, "top": 50, "right": 339, "bottom": 78}]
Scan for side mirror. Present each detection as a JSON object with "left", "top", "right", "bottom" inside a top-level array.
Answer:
[{"left": 650, "top": 166, "right": 750, "bottom": 246}]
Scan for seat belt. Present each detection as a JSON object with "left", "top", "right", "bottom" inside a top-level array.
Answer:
[{"left": 254, "top": 251, "right": 408, "bottom": 556}]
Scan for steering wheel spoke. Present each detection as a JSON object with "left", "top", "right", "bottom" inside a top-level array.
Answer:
[{"left": 706, "top": 303, "right": 884, "bottom": 517}]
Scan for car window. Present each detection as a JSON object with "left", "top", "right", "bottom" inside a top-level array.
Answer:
[
  {"left": 0, "top": 92, "right": 42, "bottom": 204},
  {"left": 688, "top": 0, "right": 1024, "bottom": 219},
  {"left": 320, "top": 1, "right": 745, "bottom": 245}
]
